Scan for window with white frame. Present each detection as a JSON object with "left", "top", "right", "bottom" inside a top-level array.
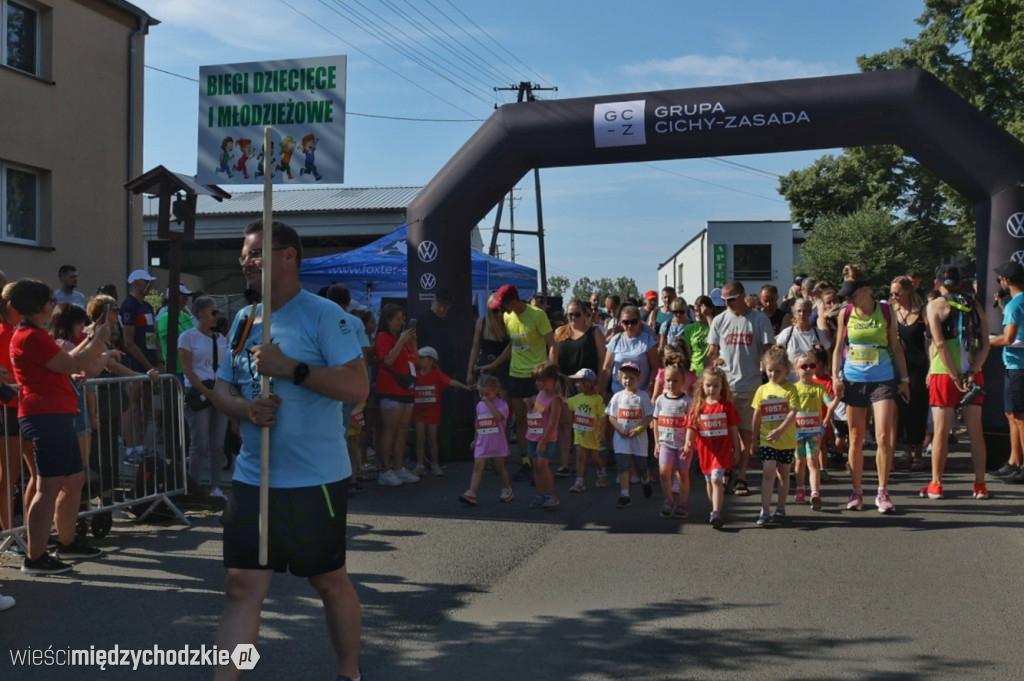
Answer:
[
  {"left": 2, "top": 0, "right": 39, "bottom": 75},
  {"left": 2, "top": 161, "right": 40, "bottom": 245}
]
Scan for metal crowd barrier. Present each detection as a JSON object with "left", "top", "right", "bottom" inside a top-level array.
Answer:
[{"left": 0, "top": 374, "right": 190, "bottom": 553}]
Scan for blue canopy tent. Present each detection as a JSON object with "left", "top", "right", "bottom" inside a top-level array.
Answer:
[{"left": 299, "top": 224, "right": 537, "bottom": 313}]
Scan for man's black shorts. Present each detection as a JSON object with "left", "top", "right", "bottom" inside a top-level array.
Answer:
[
  {"left": 507, "top": 375, "right": 537, "bottom": 400},
  {"left": 222, "top": 478, "right": 349, "bottom": 577},
  {"left": 1005, "top": 369, "right": 1024, "bottom": 415}
]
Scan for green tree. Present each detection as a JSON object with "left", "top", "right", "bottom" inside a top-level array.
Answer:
[
  {"left": 571, "top": 276, "right": 640, "bottom": 302},
  {"left": 546, "top": 275, "right": 571, "bottom": 297},
  {"left": 799, "top": 208, "right": 948, "bottom": 296},
  {"left": 779, "top": 0, "right": 1024, "bottom": 257}
]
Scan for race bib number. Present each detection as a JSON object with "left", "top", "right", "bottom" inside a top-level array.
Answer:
[
  {"left": 511, "top": 333, "right": 529, "bottom": 352},
  {"left": 795, "top": 411, "right": 820, "bottom": 436},
  {"left": 759, "top": 398, "right": 788, "bottom": 422},
  {"left": 698, "top": 413, "right": 727, "bottom": 438},
  {"left": 617, "top": 407, "right": 642, "bottom": 430},
  {"left": 414, "top": 386, "right": 436, "bottom": 404},
  {"left": 573, "top": 411, "right": 596, "bottom": 432},
  {"left": 476, "top": 415, "right": 499, "bottom": 435},
  {"left": 848, "top": 345, "right": 880, "bottom": 368},
  {"left": 658, "top": 414, "right": 687, "bottom": 446},
  {"left": 527, "top": 413, "right": 545, "bottom": 436},
  {"left": 350, "top": 408, "right": 365, "bottom": 427}
]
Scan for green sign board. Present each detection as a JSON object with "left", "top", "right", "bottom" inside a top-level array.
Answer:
[{"left": 713, "top": 244, "right": 727, "bottom": 287}]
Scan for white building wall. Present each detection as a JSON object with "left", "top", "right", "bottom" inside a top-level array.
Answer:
[{"left": 658, "top": 221, "right": 799, "bottom": 300}]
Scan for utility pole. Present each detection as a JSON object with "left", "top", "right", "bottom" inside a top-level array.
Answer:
[{"left": 491, "top": 81, "right": 558, "bottom": 293}]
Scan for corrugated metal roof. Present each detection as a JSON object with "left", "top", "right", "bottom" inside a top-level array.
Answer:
[{"left": 144, "top": 186, "right": 422, "bottom": 217}]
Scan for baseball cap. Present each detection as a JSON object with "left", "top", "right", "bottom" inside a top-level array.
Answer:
[
  {"left": 434, "top": 289, "right": 452, "bottom": 304},
  {"left": 709, "top": 287, "right": 726, "bottom": 307},
  {"left": 836, "top": 279, "right": 869, "bottom": 299},
  {"left": 995, "top": 261, "right": 1024, "bottom": 282},
  {"left": 619, "top": 360, "right": 641, "bottom": 374},
  {"left": 418, "top": 346, "right": 438, "bottom": 361},
  {"left": 644, "top": 290, "right": 658, "bottom": 300},
  {"left": 935, "top": 265, "right": 961, "bottom": 287},
  {"left": 488, "top": 284, "right": 520, "bottom": 309},
  {"left": 164, "top": 283, "right": 193, "bottom": 296},
  {"left": 568, "top": 368, "right": 596, "bottom": 382},
  {"left": 127, "top": 270, "right": 156, "bottom": 284},
  {"left": 794, "top": 274, "right": 808, "bottom": 285}
]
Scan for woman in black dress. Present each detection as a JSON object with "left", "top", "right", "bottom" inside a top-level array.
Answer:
[
  {"left": 890, "top": 276, "right": 929, "bottom": 471},
  {"left": 549, "top": 299, "right": 608, "bottom": 476},
  {"left": 466, "top": 292, "right": 510, "bottom": 389}
]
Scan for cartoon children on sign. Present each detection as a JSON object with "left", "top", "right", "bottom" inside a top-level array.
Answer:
[
  {"left": 276, "top": 136, "right": 297, "bottom": 179},
  {"left": 215, "top": 136, "right": 235, "bottom": 178},
  {"left": 233, "top": 138, "right": 254, "bottom": 179},
  {"left": 299, "top": 134, "right": 322, "bottom": 181},
  {"left": 214, "top": 135, "right": 326, "bottom": 182},
  {"left": 255, "top": 140, "right": 275, "bottom": 180}
]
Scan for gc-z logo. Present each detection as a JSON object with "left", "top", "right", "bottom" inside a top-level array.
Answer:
[
  {"left": 417, "top": 241, "right": 439, "bottom": 263},
  {"left": 594, "top": 100, "right": 647, "bottom": 148}
]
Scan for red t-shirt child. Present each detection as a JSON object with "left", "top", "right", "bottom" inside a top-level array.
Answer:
[
  {"left": 686, "top": 399, "right": 741, "bottom": 474},
  {"left": 10, "top": 322, "right": 78, "bottom": 417},
  {"left": 413, "top": 368, "right": 452, "bottom": 425}
]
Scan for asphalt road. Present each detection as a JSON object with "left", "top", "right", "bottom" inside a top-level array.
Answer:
[{"left": 1, "top": 447, "right": 1023, "bottom": 681}]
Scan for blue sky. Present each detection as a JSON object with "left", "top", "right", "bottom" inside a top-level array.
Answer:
[{"left": 140, "top": 0, "right": 926, "bottom": 292}]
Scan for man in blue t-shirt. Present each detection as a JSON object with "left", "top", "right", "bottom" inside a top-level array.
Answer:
[
  {"left": 990, "top": 261, "right": 1024, "bottom": 484},
  {"left": 211, "top": 221, "right": 368, "bottom": 681}
]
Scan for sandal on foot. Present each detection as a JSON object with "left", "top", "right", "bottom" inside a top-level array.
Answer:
[{"left": 733, "top": 479, "right": 750, "bottom": 496}]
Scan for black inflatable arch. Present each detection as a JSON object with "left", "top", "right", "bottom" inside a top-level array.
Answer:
[{"left": 406, "top": 68, "right": 1024, "bottom": 425}]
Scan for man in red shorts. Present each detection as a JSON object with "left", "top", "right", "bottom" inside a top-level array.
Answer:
[{"left": 923, "top": 265, "right": 991, "bottom": 500}]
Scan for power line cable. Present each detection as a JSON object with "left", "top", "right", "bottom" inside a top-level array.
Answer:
[
  {"left": 322, "top": 0, "right": 494, "bottom": 105},
  {"left": 277, "top": 0, "right": 481, "bottom": 118},
  {"left": 703, "top": 156, "right": 782, "bottom": 179},
  {"left": 640, "top": 162, "right": 786, "bottom": 203},
  {"left": 394, "top": 0, "right": 514, "bottom": 85},
  {"left": 441, "top": 0, "right": 550, "bottom": 87}
]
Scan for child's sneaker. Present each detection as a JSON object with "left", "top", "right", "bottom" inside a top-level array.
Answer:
[
  {"left": 413, "top": 464, "right": 426, "bottom": 477},
  {"left": 973, "top": 482, "right": 990, "bottom": 500},
  {"left": 499, "top": 488, "right": 515, "bottom": 503},
  {"left": 528, "top": 494, "right": 545, "bottom": 509},
  {"left": 616, "top": 495, "right": 632, "bottom": 509},
  {"left": 642, "top": 480, "right": 653, "bottom": 498},
  {"left": 596, "top": 470, "right": 608, "bottom": 488},
  {"left": 659, "top": 499, "right": 674, "bottom": 518},
  {"left": 569, "top": 479, "right": 585, "bottom": 493},
  {"left": 755, "top": 511, "right": 772, "bottom": 526},
  {"left": 794, "top": 487, "right": 807, "bottom": 505},
  {"left": 920, "top": 481, "right": 943, "bottom": 499},
  {"left": 710, "top": 511, "right": 724, "bottom": 530},
  {"left": 431, "top": 464, "right": 445, "bottom": 477},
  {"left": 846, "top": 491, "right": 863, "bottom": 511},
  {"left": 458, "top": 491, "right": 478, "bottom": 506},
  {"left": 811, "top": 493, "right": 822, "bottom": 511},
  {"left": 554, "top": 466, "right": 572, "bottom": 478},
  {"left": 674, "top": 504, "right": 689, "bottom": 519},
  {"left": 541, "top": 494, "right": 560, "bottom": 510},
  {"left": 512, "top": 464, "right": 533, "bottom": 482},
  {"left": 771, "top": 508, "right": 787, "bottom": 524}
]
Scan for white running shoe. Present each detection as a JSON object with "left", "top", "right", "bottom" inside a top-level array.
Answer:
[
  {"left": 395, "top": 467, "right": 421, "bottom": 484},
  {"left": 377, "top": 470, "right": 403, "bottom": 487}
]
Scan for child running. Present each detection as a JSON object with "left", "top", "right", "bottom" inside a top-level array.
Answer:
[
  {"left": 413, "top": 346, "right": 473, "bottom": 476},
  {"left": 459, "top": 374, "right": 514, "bottom": 505},
  {"left": 654, "top": 364, "right": 693, "bottom": 518},
  {"left": 607, "top": 360, "right": 655, "bottom": 509},
  {"left": 792, "top": 351, "right": 837, "bottom": 511},
  {"left": 566, "top": 368, "right": 608, "bottom": 492},
  {"left": 684, "top": 366, "right": 741, "bottom": 529},
  {"left": 525, "top": 361, "right": 562, "bottom": 510},
  {"left": 751, "top": 346, "right": 800, "bottom": 526}
]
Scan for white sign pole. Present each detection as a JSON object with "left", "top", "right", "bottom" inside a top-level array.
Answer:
[{"left": 259, "top": 125, "right": 273, "bottom": 566}]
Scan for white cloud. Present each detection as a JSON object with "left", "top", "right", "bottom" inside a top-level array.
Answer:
[{"left": 620, "top": 54, "right": 839, "bottom": 86}]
